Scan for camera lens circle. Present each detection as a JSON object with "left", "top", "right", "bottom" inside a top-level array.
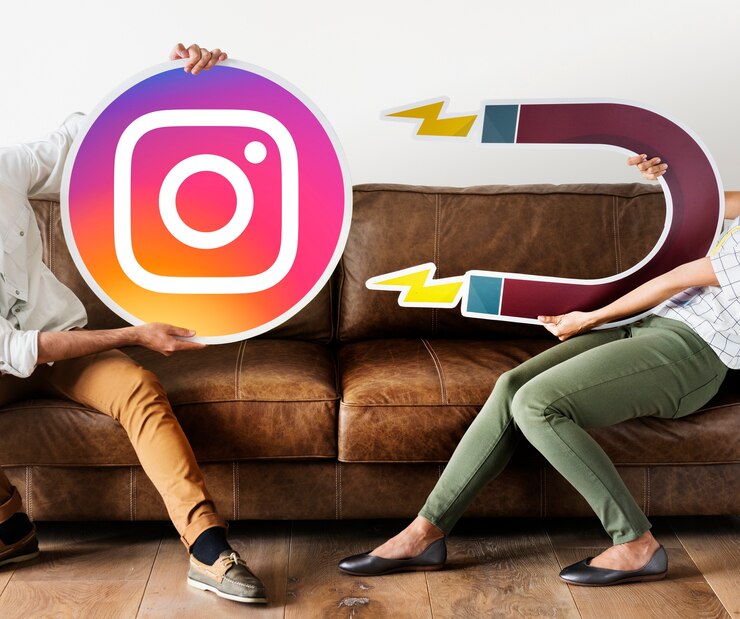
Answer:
[
  {"left": 158, "top": 154, "right": 253, "bottom": 249},
  {"left": 244, "top": 140, "right": 267, "bottom": 164}
]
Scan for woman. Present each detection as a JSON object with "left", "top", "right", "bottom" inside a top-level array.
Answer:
[{"left": 338, "top": 156, "right": 738, "bottom": 586}]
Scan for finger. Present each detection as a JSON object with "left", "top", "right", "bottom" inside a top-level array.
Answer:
[
  {"left": 219, "top": 51, "right": 228, "bottom": 61},
  {"left": 537, "top": 315, "right": 558, "bottom": 324},
  {"left": 184, "top": 44, "right": 201, "bottom": 72},
  {"left": 645, "top": 163, "right": 668, "bottom": 178},
  {"left": 204, "top": 48, "right": 223, "bottom": 70},
  {"left": 627, "top": 154, "right": 646, "bottom": 167},
  {"left": 637, "top": 157, "right": 660, "bottom": 172},
  {"left": 167, "top": 326, "right": 197, "bottom": 338},
  {"left": 190, "top": 49, "right": 212, "bottom": 75},
  {"left": 170, "top": 43, "right": 188, "bottom": 61},
  {"left": 174, "top": 340, "right": 208, "bottom": 351}
]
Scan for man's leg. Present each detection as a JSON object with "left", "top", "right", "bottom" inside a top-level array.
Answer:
[
  {"left": 41, "top": 349, "right": 223, "bottom": 547},
  {"left": 41, "top": 349, "right": 266, "bottom": 603}
]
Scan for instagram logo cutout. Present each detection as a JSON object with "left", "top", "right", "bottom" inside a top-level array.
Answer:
[{"left": 62, "top": 61, "right": 351, "bottom": 342}]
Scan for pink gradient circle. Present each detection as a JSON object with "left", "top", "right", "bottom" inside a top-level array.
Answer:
[{"left": 61, "top": 60, "right": 351, "bottom": 343}]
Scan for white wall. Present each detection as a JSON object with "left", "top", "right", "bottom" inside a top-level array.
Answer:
[{"left": 3, "top": 0, "right": 739, "bottom": 187}]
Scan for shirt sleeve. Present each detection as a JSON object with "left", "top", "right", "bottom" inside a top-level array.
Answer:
[
  {"left": 710, "top": 224, "right": 740, "bottom": 296},
  {"left": 0, "top": 113, "right": 86, "bottom": 200},
  {"left": 0, "top": 317, "right": 39, "bottom": 378}
]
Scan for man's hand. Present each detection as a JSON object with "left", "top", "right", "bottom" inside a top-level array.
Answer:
[
  {"left": 627, "top": 154, "right": 668, "bottom": 180},
  {"left": 538, "top": 312, "right": 596, "bottom": 341},
  {"left": 133, "top": 323, "right": 207, "bottom": 356},
  {"left": 169, "top": 43, "right": 228, "bottom": 75}
]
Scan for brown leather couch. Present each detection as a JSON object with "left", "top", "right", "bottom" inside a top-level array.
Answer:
[{"left": 2, "top": 183, "right": 738, "bottom": 524}]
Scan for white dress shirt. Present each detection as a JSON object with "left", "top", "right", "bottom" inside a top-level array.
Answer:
[{"left": 0, "top": 114, "right": 88, "bottom": 378}]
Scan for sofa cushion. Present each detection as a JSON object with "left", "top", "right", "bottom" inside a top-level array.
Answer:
[
  {"left": 0, "top": 340, "right": 338, "bottom": 466},
  {"left": 31, "top": 200, "right": 335, "bottom": 342},
  {"left": 338, "top": 184, "right": 665, "bottom": 342},
  {"left": 337, "top": 338, "right": 740, "bottom": 466}
]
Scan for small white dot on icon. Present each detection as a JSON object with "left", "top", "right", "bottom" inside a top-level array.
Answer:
[{"left": 244, "top": 141, "right": 267, "bottom": 164}]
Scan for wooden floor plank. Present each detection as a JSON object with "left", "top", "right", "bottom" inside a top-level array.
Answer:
[
  {"left": 553, "top": 546, "right": 730, "bottom": 619},
  {"left": 285, "top": 520, "right": 433, "bottom": 619},
  {"left": 0, "top": 522, "right": 163, "bottom": 618},
  {"left": 11, "top": 521, "right": 165, "bottom": 582},
  {"left": 0, "top": 580, "right": 145, "bottom": 618},
  {"left": 671, "top": 516, "right": 740, "bottom": 617},
  {"left": 427, "top": 519, "right": 580, "bottom": 618},
  {"left": 137, "top": 520, "right": 290, "bottom": 618}
]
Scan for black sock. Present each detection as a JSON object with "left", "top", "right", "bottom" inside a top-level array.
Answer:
[
  {"left": 191, "top": 526, "right": 231, "bottom": 564},
  {"left": 0, "top": 512, "right": 33, "bottom": 545}
]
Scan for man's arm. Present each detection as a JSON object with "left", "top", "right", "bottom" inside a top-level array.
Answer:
[
  {"left": 36, "top": 323, "right": 206, "bottom": 365},
  {"left": 627, "top": 154, "right": 738, "bottom": 219},
  {"left": 538, "top": 256, "right": 718, "bottom": 341}
]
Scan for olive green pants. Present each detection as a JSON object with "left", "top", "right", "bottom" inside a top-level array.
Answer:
[{"left": 419, "top": 316, "right": 727, "bottom": 544}]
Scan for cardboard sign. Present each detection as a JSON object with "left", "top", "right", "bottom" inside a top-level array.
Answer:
[
  {"left": 370, "top": 99, "right": 723, "bottom": 327},
  {"left": 62, "top": 60, "right": 351, "bottom": 342}
]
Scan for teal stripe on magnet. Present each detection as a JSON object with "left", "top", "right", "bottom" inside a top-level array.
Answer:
[
  {"left": 481, "top": 105, "right": 519, "bottom": 143},
  {"left": 466, "top": 275, "right": 503, "bottom": 315}
]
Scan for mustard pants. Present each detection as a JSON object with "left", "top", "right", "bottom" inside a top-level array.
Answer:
[
  {"left": 0, "top": 350, "right": 225, "bottom": 549},
  {"left": 420, "top": 316, "right": 727, "bottom": 543}
]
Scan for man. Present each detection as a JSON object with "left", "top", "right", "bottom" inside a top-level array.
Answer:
[{"left": 0, "top": 43, "right": 267, "bottom": 605}]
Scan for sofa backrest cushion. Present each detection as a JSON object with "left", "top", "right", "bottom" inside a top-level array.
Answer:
[
  {"left": 32, "top": 200, "right": 333, "bottom": 343},
  {"left": 338, "top": 183, "right": 665, "bottom": 342}
]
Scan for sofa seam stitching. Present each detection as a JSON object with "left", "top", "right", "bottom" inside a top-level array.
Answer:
[
  {"left": 25, "top": 466, "right": 32, "bottom": 521},
  {"left": 643, "top": 467, "right": 647, "bottom": 514},
  {"left": 646, "top": 466, "right": 651, "bottom": 516},
  {"left": 234, "top": 341, "right": 246, "bottom": 400},
  {"left": 421, "top": 338, "right": 447, "bottom": 403}
]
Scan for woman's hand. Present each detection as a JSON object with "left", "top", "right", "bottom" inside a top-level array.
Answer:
[
  {"left": 169, "top": 43, "right": 228, "bottom": 74},
  {"left": 627, "top": 154, "right": 668, "bottom": 180},
  {"left": 538, "top": 312, "right": 597, "bottom": 341}
]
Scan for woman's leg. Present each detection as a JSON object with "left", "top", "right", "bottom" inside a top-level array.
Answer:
[
  {"left": 510, "top": 316, "right": 726, "bottom": 567},
  {"left": 372, "top": 326, "right": 629, "bottom": 559}
]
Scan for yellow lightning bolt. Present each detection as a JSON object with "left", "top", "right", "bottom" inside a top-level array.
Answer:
[
  {"left": 366, "top": 263, "right": 464, "bottom": 307},
  {"left": 386, "top": 100, "right": 478, "bottom": 137}
]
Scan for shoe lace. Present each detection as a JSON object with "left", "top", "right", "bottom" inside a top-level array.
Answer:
[{"left": 221, "top": 552, "right": 248, "bottom": 571}]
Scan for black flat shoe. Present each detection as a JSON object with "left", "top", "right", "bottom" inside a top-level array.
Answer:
[
  {"left": 338, "top": 538, "right": 446, "bottom": 576},
  {"left": 559, "top": 545, "right": 668, "bottom": 586}
]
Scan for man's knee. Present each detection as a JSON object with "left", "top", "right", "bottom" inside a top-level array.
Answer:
[{"left": 111, "top": 364, "right": 171, "bottom": 424}]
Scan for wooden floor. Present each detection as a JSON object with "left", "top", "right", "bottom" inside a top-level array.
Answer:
[{"left": 0, "top": 516, "right": 736, "bottom": 618}]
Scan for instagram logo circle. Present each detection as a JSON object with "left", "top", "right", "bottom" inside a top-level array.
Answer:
[{"left": 61, "top": 61, "right": 351, "bottom": 342}]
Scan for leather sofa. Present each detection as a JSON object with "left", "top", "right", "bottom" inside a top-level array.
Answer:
[{"left": 2, "top": 183, "right": 738, "bottom": 524}]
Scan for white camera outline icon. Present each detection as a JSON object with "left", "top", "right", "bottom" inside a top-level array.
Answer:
[{"left": 113, "top": 109, "right": 298, "bottom": 294}]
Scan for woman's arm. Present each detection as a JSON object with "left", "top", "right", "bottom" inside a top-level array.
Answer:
[{"left": 539, "top": 256, "right": 718, "bottom": 341}]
